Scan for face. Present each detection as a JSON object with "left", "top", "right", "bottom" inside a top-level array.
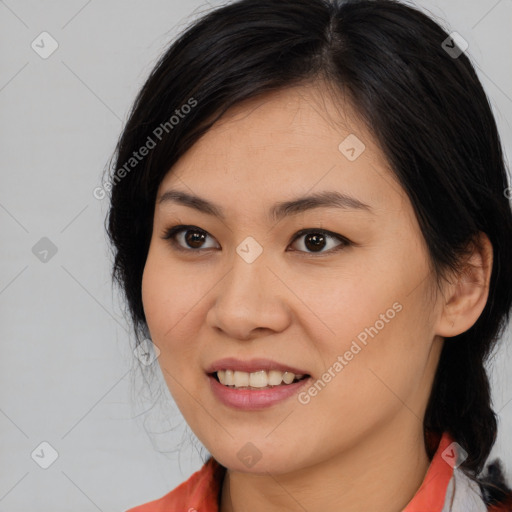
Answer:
[{"left": 141, "top": 83, "right": 444, "bottom": 474}]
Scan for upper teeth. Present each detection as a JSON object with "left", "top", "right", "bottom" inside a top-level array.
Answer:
[{"left": 216, "top": 370, "right": 305, "bottom": 388}]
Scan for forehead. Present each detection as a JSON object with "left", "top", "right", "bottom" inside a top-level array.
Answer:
[{"left": 158, "top": 83, "right": 406, "bottom": 216}]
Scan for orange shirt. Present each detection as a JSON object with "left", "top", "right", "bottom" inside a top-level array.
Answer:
[{"left": 125, "top": 432, "right": 501, "bottom": 512}]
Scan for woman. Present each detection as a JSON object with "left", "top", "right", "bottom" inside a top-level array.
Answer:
[{"left": 105, "top": 0, "right": 512, "bottom": 510}]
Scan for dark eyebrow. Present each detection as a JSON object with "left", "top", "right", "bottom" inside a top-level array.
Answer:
[{"left": 158, "top": 189, "right": 373, "bottom": 222}]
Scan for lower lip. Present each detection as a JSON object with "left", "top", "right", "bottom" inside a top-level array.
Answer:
[{"left": 208, "top": 374, "right": 311, "bottom": 410}]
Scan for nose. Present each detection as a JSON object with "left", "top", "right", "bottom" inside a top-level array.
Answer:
[{"left": 206, "top": 251, "right": 291, "bottom": 341}]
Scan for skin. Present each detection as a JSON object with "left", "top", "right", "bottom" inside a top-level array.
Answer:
[{"left": 141, "top": 82, "right": 492, "bottom": 512}]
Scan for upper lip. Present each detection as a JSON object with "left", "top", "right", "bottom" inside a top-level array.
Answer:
[{"left": 206, "top": 357, "right": 309, "bottom": 376}]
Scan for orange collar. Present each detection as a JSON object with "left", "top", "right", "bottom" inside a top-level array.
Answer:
[
  {"left": 403, "top": 431, "right": 455, "bottom": 511},
  {"left": 127, "top": 432, "right": 466, "bottom": 512}
]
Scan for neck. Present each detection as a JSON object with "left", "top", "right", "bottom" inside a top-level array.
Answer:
[{"left": 220, "top": 417, "right": 431, "bottom": 512}]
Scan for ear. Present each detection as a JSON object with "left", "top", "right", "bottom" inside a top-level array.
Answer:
[{"left": 435, "top": 232, "right": 493, "bottom": 337}]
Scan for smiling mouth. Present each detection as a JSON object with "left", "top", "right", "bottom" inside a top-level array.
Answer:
[{"left": 209, "top": 369, "right": 310, "bottom": 389}]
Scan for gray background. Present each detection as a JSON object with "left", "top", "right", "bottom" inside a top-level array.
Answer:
[{"left": 1, "top": 0, "right": 511, "bottom": 510}]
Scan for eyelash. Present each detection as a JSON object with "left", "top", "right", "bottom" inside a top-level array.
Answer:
[{"left": 161, "top": 225, "right": 351, "bottom": 256}]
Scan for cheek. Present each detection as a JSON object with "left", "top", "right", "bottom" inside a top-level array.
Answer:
[
  {"left": 295, "top": 247, "right": 435, "bottom": 405},
  {"left": 297, "top": 307, "right": 433, "bottom": 458},
  {"left": 141, "top": 248, "right": 208, "bottom": 401},
  {"left": 141, "top": 248, "right": 199, "bottom": 342},
  {"left": 315, "top": 297, "right": 435, "bottom": 440},
  {"left": 286, "top": 258, "right": 403, "bottom": 354}
]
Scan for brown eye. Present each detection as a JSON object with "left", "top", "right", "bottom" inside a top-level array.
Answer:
[
  {"left": 162, "top": 225, "right": 219, "bottom": 251},
  {"left": 162, "top": 225, "right": 350, "bottom": 256},
  {"left": 289, "top": 229, "right": 350, "bottom": 255},
  {"left": 304, "top": 232, "right": 328, "bottom": 252},
  {"left": 183, "top": 229, "right": 207, "bottom": 249}
]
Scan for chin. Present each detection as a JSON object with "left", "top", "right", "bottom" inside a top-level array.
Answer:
[{"left": 211, "top": 444, "right": 310, "bottom": 475}]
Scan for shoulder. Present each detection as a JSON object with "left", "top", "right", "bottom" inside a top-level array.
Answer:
[{"left": 125, "top": 456, "right": 226, "bottom": 512}]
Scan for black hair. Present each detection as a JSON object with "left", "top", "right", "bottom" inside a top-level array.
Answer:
[{"left": 105, "top": 0, "right": 512, "bottom": 498}]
